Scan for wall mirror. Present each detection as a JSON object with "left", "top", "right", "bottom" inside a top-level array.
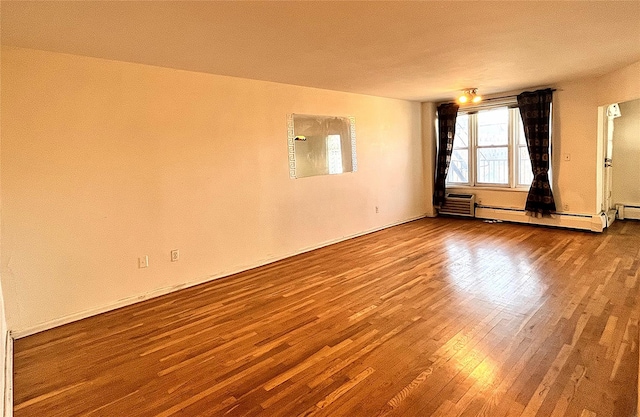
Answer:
[{"left": 287, "top": 114, "right": 357, "bottom": 178}]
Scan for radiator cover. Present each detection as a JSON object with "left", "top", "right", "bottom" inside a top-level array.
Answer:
[{"left": 439, "top": 193, "right": 476, "bottom": 217}]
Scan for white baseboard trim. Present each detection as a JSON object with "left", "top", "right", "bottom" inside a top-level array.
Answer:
[
  {"left": 11, "top": 214, "right": 427, "bottom": 339},
  {"left": 618, "top": 205, "right": 640, "bottom": 220},
  {"left": 3, "top": 332, "right": 13, "bottom": 417},
  {"left": 474, "top": 206, "right": 606, "bottom": 232}
]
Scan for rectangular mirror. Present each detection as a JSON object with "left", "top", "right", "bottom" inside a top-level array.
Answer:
[{"left": 287, "top": 114, "right": 357, "bottom": 178}]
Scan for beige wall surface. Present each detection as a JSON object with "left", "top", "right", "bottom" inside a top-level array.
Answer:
[
  {"left": 0, "top": 44, "right": 6, "bottom": 417},
  {"left": 420, "top": 102, "right": 437, "bottom": 217},
  {"left": 598, "top": 60, "right": 640, "bottom": 106},
  {"left": 0, "top": 47, "right": 425, "bottom": 332},
  {"left": 551, "top": 77, "right": 601, "bottom": 214},
  {"left": 611, "top": 99, "right": 640, "bottom": 207}
]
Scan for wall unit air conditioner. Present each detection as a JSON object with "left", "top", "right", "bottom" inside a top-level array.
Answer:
[{"left": 439, "top": 193, "right": 476, "bottom": 217}]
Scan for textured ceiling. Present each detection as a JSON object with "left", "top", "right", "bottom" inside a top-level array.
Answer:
[{"left": 2, "top": 1, "right": 639, "bottom": 101}]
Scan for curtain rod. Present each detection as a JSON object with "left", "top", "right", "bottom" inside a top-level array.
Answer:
[{"left": 440, "top": 88, "right": 558, "bottom": 106}]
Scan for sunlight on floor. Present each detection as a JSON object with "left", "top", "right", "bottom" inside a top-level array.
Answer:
[{"left": 443, "top": 237, "right": 545, "bottom": 311}]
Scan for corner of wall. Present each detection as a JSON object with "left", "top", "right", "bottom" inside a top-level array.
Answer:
[{"left": 421, "top": 102, "right": 437, "bottom": 217}]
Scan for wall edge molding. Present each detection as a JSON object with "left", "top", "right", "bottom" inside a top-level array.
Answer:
[{"left": 3, "top": 332, "right": 13, "bottom": 417}]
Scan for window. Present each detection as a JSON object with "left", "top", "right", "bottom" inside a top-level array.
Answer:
[
  {"left": 448, "top": 114, "right": 469, "bottom": 183},
  {"left": 448, "top": 106, "right": 535, "bottom": 188},
  {"left": 327, "top": 134, "right": 343, "bottom": 174}
]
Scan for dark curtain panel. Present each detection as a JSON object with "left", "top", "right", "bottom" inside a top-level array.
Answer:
[
  {"left": 433, "top": 103, "right": 459, "bottom": 208},
  {"left": 517, "top": 89, "right": 556, "bottom": 217}
]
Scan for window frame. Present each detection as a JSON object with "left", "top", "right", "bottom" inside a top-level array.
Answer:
[
  {"left": 514, "top": 114, "right": 533, "bottom": 188},
  {"left": 326, "top": 134, "right": 343, "bottom": 175},
  {"left": 447, "top": 103, "right": 535, "bottom": 190},
  {"left": 475, "top": 107, "right": 510, "bottom": 187},
  {"left": 447, "top": 113, "right": 471, "bottom": 185}
]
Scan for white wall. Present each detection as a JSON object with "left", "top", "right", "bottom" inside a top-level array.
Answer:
[
  {"left": 0, "top": 46, "right": 426, "bottom": 333},
  {"left": 611, "top": 99, "right": 640, "bottom": 207}
]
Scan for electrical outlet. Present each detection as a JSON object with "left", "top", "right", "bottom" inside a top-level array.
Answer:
[
  {"left": 171, "top": 249, "right": 179, "bottom": 262},
  {"left": 138, "top": 255, "right": 149, "bottom": 268},
  {"left": 375, "top": 206, "right": 379, "bottom": 214}
]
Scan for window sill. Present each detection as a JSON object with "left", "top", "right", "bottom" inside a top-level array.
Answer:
[{"left": 446, "top": 185, "right": 530, "bottom": 193}]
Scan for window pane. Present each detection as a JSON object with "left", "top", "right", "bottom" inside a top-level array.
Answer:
[
  {"left": 448, "top": 149, "right": 469, "bottom": 183},
  {"left": 327, "top": 135, "right": 343, "bottom": 174},
  {"left": 517, "top": 115, "right": 527, "bottom": 145},
  {"left": 454, "top": 114, "right": 469, "bottom": 148},
  {"left": 478, "top": 107, "right": 508, "bottom": 146},
  {"left": 518, "top": 146, "right": 533, "bottom": 186},
  {"left": 477, "top": 147, "right": 508, "bottom": 184}
]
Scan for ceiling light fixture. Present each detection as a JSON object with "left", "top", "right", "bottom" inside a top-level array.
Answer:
[{"left": 458, "top": 88, "right": 481, "bottom": 104}]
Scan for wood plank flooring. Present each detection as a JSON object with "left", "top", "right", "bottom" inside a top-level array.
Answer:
[{"left": 13, "top": 218, "right": 640, "bottom": 416}]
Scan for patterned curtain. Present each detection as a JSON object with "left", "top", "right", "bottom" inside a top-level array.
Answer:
[
  {"left": 517, "top": 89, "right": 556, "bottom": 217},
  {"left": 433, "top": 103, "right": 459, "bottom": 208}
]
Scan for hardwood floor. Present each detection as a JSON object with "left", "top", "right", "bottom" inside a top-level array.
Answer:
[{"left": 13, "top": 218, "right": 640, "bottom": 417}]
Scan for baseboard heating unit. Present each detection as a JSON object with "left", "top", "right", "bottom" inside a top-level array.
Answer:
[
  {"left": 473, "top": 205, "right": 607, "bottom": 232},
  {"left": 616, "top": 204, "right": 640, "bottom": 220},
  {"left": 439, "top": 193, "right": 476, "bottom": 217}
]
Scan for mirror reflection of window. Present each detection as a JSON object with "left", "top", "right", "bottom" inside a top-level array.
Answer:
[
  {"left": 327, "top": 135, "right": 343, "bottom": 174},
  {"left": 287, "top": 114, "right": 356, "bottom": 178}
]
